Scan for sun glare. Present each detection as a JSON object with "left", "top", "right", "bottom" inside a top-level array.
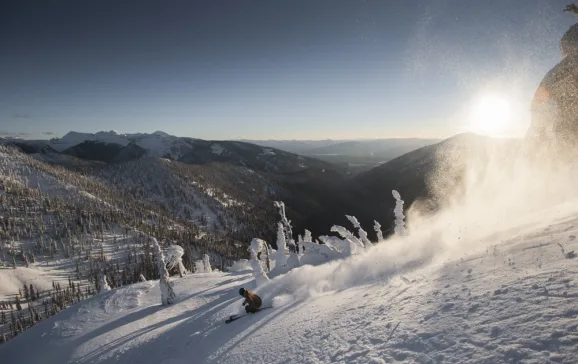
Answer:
[{"left": 468, "top": 95, "right": 512, "bottom": 136}]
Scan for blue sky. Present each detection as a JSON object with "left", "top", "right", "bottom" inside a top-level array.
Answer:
[{"left": 1, "top": 0, "right": 575, "bottom": 140}]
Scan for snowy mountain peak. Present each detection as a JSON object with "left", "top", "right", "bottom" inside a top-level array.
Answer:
[
  {"left": 50, "top": 131, "right": 130, "bottom": 152},
  {"left": 48, "top": 130, "right": 181, "bottom": 155}
]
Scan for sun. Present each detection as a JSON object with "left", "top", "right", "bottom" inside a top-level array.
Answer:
[{"left": 468, "top": 94, "right": 512, "bottom": 135}]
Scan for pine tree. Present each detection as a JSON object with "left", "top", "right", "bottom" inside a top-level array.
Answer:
[
  {"left": 29, "top": 284, "right": 35, "bottom": 301},
  {"left": 15, "top": 297, "right": 22, "bottom": 311},
  {"left": 28, "top": 303, "right": 36, "bottom": 325},
  {"left": 23, "top": 284, "right": 29, "bottom": 302}
]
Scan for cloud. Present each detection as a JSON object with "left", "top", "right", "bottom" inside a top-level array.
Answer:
[
  {"left": 0, "top": 131, "right": 31, "bottom": 138},
  {"left": 12, "top": 113, "right": 31, "bottom": 119},
  {"left": 42, "top": 131, "right": 57, "bottom": 136}
]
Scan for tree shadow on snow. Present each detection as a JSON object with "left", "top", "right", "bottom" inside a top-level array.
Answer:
[
  {"left": 71, "top": 291, "right": 241, "bottom": 363},
  {"left": 84, "top": 284, "right": 304, "bottom": 364}
]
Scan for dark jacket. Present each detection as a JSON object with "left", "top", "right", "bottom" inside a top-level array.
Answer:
[{"left": 242, "top": 289, "right": 262, "bottom": 309}]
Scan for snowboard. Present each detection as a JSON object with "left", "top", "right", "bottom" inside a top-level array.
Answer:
[{"left": 225, "top": 306, "right": 273, "bottom": 324}]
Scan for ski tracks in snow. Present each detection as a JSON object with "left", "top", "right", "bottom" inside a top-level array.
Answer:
[{"left": 214, "top": 220, "right": 578, "bottom": 364}]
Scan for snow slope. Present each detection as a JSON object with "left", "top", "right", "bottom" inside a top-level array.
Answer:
[
  {"left": 0, "top": 230, "right": 139, "bottom": 301},
  {"left": 3, "top": 196, "right": 578, "bottom": 363}
]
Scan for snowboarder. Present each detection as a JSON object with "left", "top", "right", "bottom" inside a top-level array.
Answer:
[
  {"left": 239, "top": 288, "right": 262, "bottom": 313},
  {"left": 526, "top": 20, "right": 578, "bottom": 162}
]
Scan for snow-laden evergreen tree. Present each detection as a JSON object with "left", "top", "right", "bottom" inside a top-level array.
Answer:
[
  {"left": 165, "top": 244, "right": 187, "bottom": 277},
  {"left": 303, "top": 229, "right": 312, "bottom": 243},
  {"left": 374, "top": 221, "right": 384, "bottom": 241},
  {"left": 203, "top": 254, "right": 212, "bottom": 273},
  {"left": 99, "top": 272, "right": 111, "bottom": 293},
  {"left": 331, "top": 225, "right": 364, "bottom": 255},
  {"left": 249, "top": 238, "right": 269, "bottom": 286},
  {"left": 346, "top": 215, "right": 372, "bottom": 247},
  {"left": 274, "top": 201, "right": 300, "bottom": 269},
  {"left": 272, "top": 223, "right": 287, "bottom": 274},
  {"left": 286, "top": 246, "right": 300, "bottom": 270},
  {"left": 392, "top": 190, "right": 408, "bottom": 236},
  {"left": 194, "top": 260, "right": 205, "bottom": 273},
  {"left": 151, "top": 238, "right": 176, "bottom": 305},
  {"left": 273, "top": 201, "right": 293, "bottom": 239},
  {"left": 300, "top": 235, "right": 345, "bottom": 266}
]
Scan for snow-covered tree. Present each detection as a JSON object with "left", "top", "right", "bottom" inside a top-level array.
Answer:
[
  {"left": 331, "top": 225, "right": 364, "bottom": 255},
  {"left": 286, "top": 245, "right": 300, "bottom": 269},
  {"left": 392, "top": 190, "right": 408, "bottom": 236},
  {"left": 99, "top": 273, "right": 111, "bottom": 293},
  {"left": 195, "top": 260, "right": 205, "bottom": 273},
  {"left": 274, "top": 201, "right": 301, "bottom": 269},
  {"left": 249, "top": 238, "right": 269, "bottom": 286},
  {"left": 152, "top": 238, "right": 176, "bottom": 305},
  {"left": 374, "top": 221, "right": 384, "bottom": 241},
  {"left": 203, "top": 254, "right": 212, "bottom": 273},
  {"left": 346, "top": 215, "right": 372, "bottom": 247},
  {"left": 139, "top": 274, "right": 147, "bottom": 282},
  {"left": 300, "top": 238, "right": 345, "bottom": 266},
  {"left": 165, "top": 244, "right": 187, "bottom": 277},
  {"left": 274, "top": 201, "right": 293, "bottom": 240},
  {"left": 272, "top": 223, "right": 287, "bottom": 274},
  {"left": 303, "top": 229, "right": 312, "bottom": 243}
]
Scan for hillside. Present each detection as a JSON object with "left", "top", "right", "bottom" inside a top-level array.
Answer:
[
  {"left": 2, "top": 132, "right": 527, "bottom": 243},
  {"left": 2, "top": 127, "right": 578, "bottom": 362},
  {"left": 244, "top": 138, "right": 441, "bottom": 174},
  {"left": 0, "top": 142, "right": 272, "bottom": 341},
  {"left": 2, "top": 187, "right": 578, "bottom": 363},
  {"left": 294, "top": 134, "right": 524, "bottom": 239},
  {"left": 0, "top": 144, "right": 255, "bottom": 298},
  {"left": 2, "top": 132, "right": 352, "bottom": 242}
]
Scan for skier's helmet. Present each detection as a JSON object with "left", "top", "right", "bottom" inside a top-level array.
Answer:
[
  {"left": 560, "top": 23, "right": 578, "bottom": 57},
  {"left": 239, "top": 288, "right": 245, "bottom": 296}
]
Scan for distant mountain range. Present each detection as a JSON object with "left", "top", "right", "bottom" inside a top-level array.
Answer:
[
  {"left": 4, "top": 131, "right": 334, "bottom": 174},
  {"left": 243, "top": 138, "right": 442, "bottom": 174},
  {"left": 3, "top": 132, "right": 440, "bottom": 175},
  {"left": 1, "top": 130, "right": 510, "bottom": 242},
  {"left": 242, "top": 138, "right": 440, "bottom": 155}
]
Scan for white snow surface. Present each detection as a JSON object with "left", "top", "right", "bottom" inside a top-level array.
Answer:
[
  {"left": 4, "top": 199, "right": 578, "bottom": 363},
  {"left": 0, "top": 267, "right": 59, "bottom": 299},
  {"left": 5, "top": 140, "right": 578, "bottom": 363}
]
